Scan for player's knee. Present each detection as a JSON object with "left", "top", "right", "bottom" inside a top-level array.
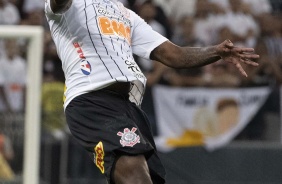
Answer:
[{"left": 113, "top": 154, "right": 152, "bottom": 184}]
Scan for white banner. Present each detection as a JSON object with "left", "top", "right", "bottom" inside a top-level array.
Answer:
[{"left": 153, "top": 85, "right": 270, "bottom": 151}]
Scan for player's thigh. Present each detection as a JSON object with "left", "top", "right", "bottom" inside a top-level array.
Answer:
[{"left": 113, "top": 154, "right": 152, "bottom": 184}]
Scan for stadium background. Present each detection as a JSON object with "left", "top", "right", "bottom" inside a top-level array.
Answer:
[{"left": 0, "top": 0, "right": 282, "bottom": 183}]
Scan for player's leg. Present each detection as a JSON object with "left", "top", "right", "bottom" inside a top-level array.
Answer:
[
  {"left": 113, "top": 154, "right": 153, "bottom": 184},
  {"left": 65, "top": 87, "right": 166, "bottom": 183}
]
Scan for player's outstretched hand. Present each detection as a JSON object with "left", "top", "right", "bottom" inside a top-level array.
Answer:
[{"left": 216, "top": 39, "right": 260, "bottom": 77}]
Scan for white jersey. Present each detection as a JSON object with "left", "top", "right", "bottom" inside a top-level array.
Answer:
[{"left": 45, "top": 0, "right": 167, "bottom": 109}]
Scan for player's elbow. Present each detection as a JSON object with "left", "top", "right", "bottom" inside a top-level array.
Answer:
[
  {"left": 161, "top": 48, "right": 186, "bottom": 69},
  {"left": 150, "top": 41, "right": 186, "bottom": 68}
]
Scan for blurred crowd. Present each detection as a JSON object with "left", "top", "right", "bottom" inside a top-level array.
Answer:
[
  {"left": 126, "top": 0, "right": 282, "bottom": 89},
  {"left": 0, "top": 0, "right": 280, "bottom": 88},
  {"left": 0, "top": 0, "right": 281, "bottom": 113},
  {"left": 0, "top": 0, "right": 282, "bottom": 181}
]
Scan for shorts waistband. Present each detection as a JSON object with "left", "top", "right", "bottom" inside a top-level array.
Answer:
[{"left": 101, "top": 82, "right": 131, "bottom": 96}]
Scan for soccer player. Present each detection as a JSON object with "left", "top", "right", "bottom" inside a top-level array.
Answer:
[{"left": 44, "top": 0, "right": 259, "bottom": 183}]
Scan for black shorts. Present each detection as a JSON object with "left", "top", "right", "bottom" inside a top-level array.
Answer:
[{"left": 65, "top": 87, "right": 166, "bottom": 183}]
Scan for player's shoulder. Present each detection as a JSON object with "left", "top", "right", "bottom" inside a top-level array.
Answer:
[{"left": 44, "top": 0, "right": 53, "bottom": 15}]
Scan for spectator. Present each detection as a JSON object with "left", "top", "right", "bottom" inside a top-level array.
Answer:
[
  {"left": 138, "top": 1, "right": 166, "bottom": 36},
  {"left": 193, "top": 0, "right": 221, "bottom": 45},
  {"left": 8, "top": 0, "right": 24, "bottom": 18},
  {"left": 0, "top": 133, "right": 14, "bottom": 180},
  {"left": 256, "top": 13, "right": 282, "bottom": 59},
  {"left": 172, "top": 16, "right": 204, "bottom": 47},
  {"left": 136, "top": 0, "right": 170, "bottom": 135},
  {"left": 154, "top": 0, "right": 197, "bottom": 25},
  {"left": 208, "top": 0, "right": 230, "bottom": 11},
  {"left": 136, "top": 0, "right": 167, "bottom": 76},
  {"left": 203, "top": 62, "right": 241, "bottom": 87},
  {"left": 41, "top": 29, "right": 66, "bottom": 139},
  {"left": 193, "top": 0, "right": 259, "bottom": 47},
  {"left": 43, "top": 31, "right": 65, "bottom": 82},
  {"left": 0, "top": 39, "right": 26, "bottom": 113},
  {"left": 21, "top": 8, "right": 44, "bottom": 26},
  {"left": 0, "top": 0, "right": 20, "bottom": 25},
  {"left": 221, "top": 0, "right": 259, "bottom": 47},
  {"left": 269, "top": 0, "right": 282, "bottom": 13},
  {"left": 166, "top": 16, "right": 205, "bottom": 87},
  {"left": 250, "top": 13, "right": 282, "bottom": 85},
  {"left": 22, "top": 0, "right": 44, "bottom": 16},
  {"left": 41, "top": 71, "right": 66, "bottom": 138},
  {"left": 132, "top": 0, "right": 172, "bottom": 38},
  {"left": 242, "top": 0, "right": 272, "bottom": 17}
]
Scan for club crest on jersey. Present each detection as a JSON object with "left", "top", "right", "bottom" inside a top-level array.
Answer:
[
  {"left": 117, "top": 127, "right": 140, "bottom": 147},
  {"left": 80, "top": 60, "right": 91, "bottom": 75}
]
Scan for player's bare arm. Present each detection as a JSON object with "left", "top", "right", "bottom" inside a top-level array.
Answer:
[
  {"left": 50, "top": 0, "right": 72, "bottom": 13},
  {"left": 150, "top": 39, "right": 260, "bottom": 77}
]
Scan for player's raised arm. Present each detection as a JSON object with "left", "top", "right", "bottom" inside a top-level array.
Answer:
[
  {"left": 50, "top": 0, "right": 72, "bottom": 14},
  {"left": 150, "top": 39, "right": 260, "bottom": 77}
]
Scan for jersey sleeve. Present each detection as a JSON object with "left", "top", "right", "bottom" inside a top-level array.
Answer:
[
  {"left": 44, "top": 0, "right": 54, "bottom": 15},
  {"left": 130, "top": 10, "right": 168, "bottom": 60}
]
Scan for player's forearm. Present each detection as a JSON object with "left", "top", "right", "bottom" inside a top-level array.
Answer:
[
  {"left": 151, "top": 41, "right": 221, "bottom": 69},
  {"left": 176, "top": 46, "right": 221, "bottom": 68}
]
